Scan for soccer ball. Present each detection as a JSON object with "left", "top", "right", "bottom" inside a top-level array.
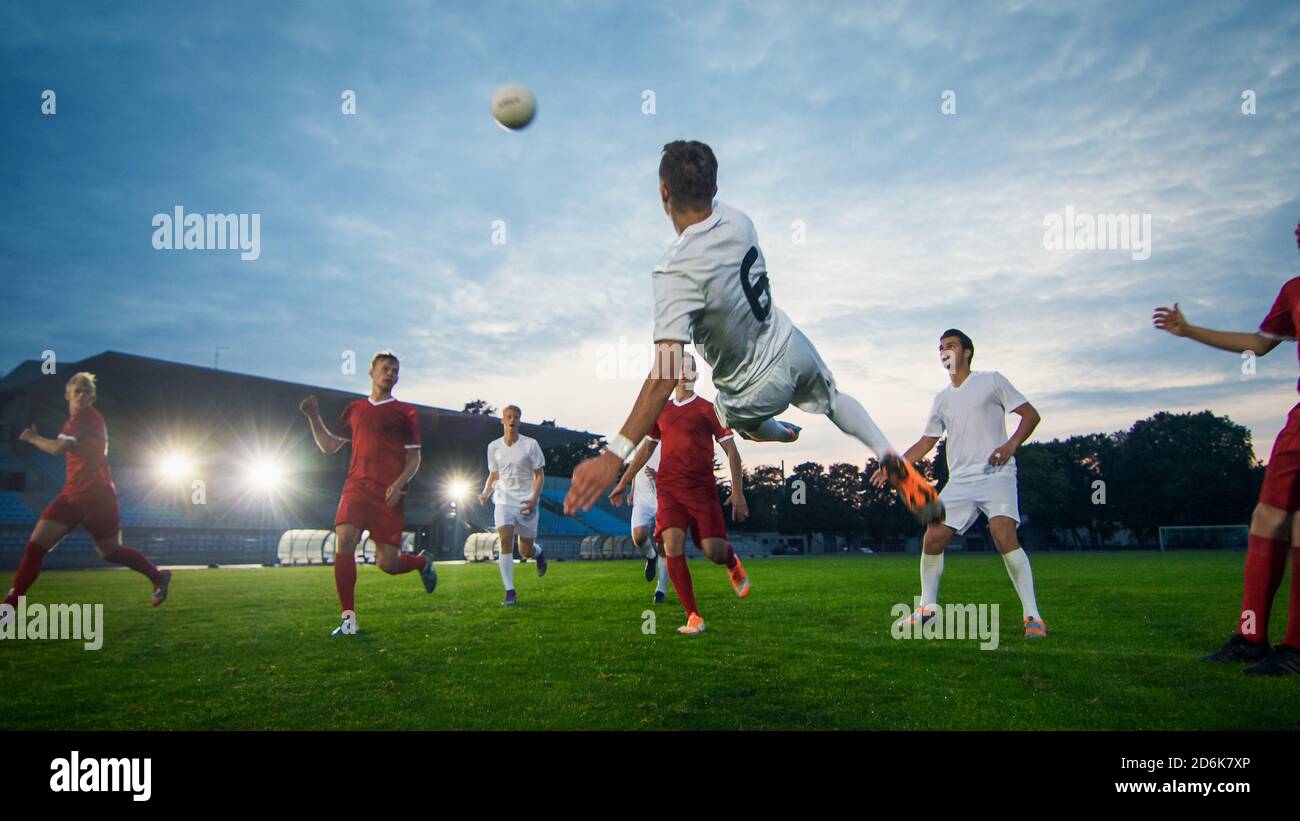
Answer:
[{"left": 491, "top": 83, "right": 537, "bottom": 130}]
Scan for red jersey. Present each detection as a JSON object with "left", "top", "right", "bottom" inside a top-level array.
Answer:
[
  {"left": 1260, "top": 276, "right": 1300, "bottom": 391},
  {"left": 336, "top": 397, "right": 421, "bottom": 487},
  {"left": 59, "top": 406, "right": 114, "bottom": 495},
  {"left": 648, "top": 394, "right": 733, "bottom": 492}
]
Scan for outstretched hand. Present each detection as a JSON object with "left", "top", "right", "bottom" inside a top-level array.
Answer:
[{"left": 1152, "top": 304, "right": 1190, "bottom": 337}]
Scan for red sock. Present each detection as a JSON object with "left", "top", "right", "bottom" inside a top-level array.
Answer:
[
  {"left": 724, "top": 543, "right": 738, "bottom": 570},
  {"left": 1237, "top": 534, "right": 1289, "bottom": 643},
  {"left": 103, "top": 545, "right": 162, "bottom": 585},
  {"left": 5, "top": 541, "right": 48, "bottom": 607},
  {"left": 334, "top": 547, "right": 357, "bottom": 615},
  {"left": 1284, "top": 546, "right": 1300, "bottom": 648},
  {"left": 395, "top": 553, "right": 426, "bottom": 574},
  {"left": 666, "top": 554, "right": 698, "bottom": 617}
]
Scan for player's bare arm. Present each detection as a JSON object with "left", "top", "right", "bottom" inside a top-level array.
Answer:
[
  {"left": 609, "top": 439, "right": 659, "bottom": 507},
  {"left": 989, "top": 402, "right": 1040, "bottom": 466},
  {"left": 520, "top": 468, "right": 544, "bottom": 516},
  {"left": 720, "top": 437, "right": 748, "bottom": 522},
  {"left": 385, "top": 448, "right": 421, "bottom": 508},
  {"left": 479, "top": 471, "right": 499, "bottom": 505},
  {"left": 871, "top": 435, "right": 940, "bottom": 487},
  {"left": 1153, "top": 303, "right": 1282, "bottom": 355},
  {"left": 565, "top": 341, "right": 683, "bottom": 513},
  {"left": 299, "top": 395, "right": 347, "bottom": 454},
  {"left": 18, "top": 424, "right": 74, "bottom": 456}
]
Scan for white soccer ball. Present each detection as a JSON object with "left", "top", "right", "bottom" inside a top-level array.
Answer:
[{"left": 491, "top": 83, "right": 537, "bottom": 130}]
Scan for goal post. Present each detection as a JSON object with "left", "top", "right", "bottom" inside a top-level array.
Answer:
[{"left": 1158, "top": 525, "right": 1249, "bottom": 552}]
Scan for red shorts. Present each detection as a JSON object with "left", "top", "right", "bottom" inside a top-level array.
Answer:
[
  {"left": 41, "top": 485, "right": 120, "bottom": 541},
  {"left": 654, "top": 484, "right": 728, "bottom": 548},
  {"left": 1260, "top": 404, "right": 1300, "bottom": 512},
  {"left": 334, "top": 479, "right": 405, "bottom": 546}
]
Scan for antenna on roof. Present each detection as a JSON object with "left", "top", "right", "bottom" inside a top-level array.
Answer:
[{"left": 213, "top": 346, "right": 230, "bottom": 370}]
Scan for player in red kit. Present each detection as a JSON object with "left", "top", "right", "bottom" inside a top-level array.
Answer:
[
  {"left": 1152, "top": 219, "right": 1300, "bottom": 675},
  {"left": 2, "top": 372, "right": 171, "bottom": 624},
  {"left": 299, "top": 351, "right": 438, "bottom": 636},
  {"left": 610, "top": 353, "right": 749, "bottom": 635}
]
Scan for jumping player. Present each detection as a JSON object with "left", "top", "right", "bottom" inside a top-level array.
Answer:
[
  {"left": 873, "top": 330, "right": 1045, "bottom": 638},
  {"left": 1152, "top": 219, "right": 1300, "bottom": 675},
  {"left": 564, "top": 140, "right": 941, "bottom": 524},
  {"left": 614, "top": 447, "right": 670, "bottom": 604},
  {"left": 2, "top": 372, "right": 171, "bottom": 620},
  {"left": 609, "top": 353, "right": 749, "bottom": 635},
  {"left": 478, "top": 405, "right": 547, "bottom": 606},
  {"left": 300, "top": 351, "right": 437, "bottom": 636}
]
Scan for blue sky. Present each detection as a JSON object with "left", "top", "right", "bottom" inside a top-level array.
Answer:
[{"left": 2, "top": 0, "right": 1298, "bottom": 468}]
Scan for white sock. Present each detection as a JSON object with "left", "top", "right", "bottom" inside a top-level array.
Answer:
[
  {"left": 656, "top": 556, "right": 669, "bottom": 594},
  {"left": 920, "top": 552, "right": 944, "bottom": 608},
  {"left": 637, "top": 538, "right": 656, "bottom": 560},
  {"left": 1001, "top": 548, "right": 1040, "bottom": 620},
  {"left": 533, "top": 541, "right": 543, "bottom": 557},
  {"left": 498, "top": 543, "right": 515, "bottom": 591},
  {"left": 827, "top": 391, "right": 893, "bottom": 458}
]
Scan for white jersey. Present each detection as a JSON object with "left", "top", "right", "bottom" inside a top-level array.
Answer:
[
  {"left": 652, "top": 201, "right": 795, "bottom": 398},
  {"left": 923, "top": 371, "right": 1029, "bottom": 483},
  {"left": 632, "top": 445, "right": 661, "bottom": 509},
  {"left": 487, "top": 435, "right": 545, "bottom": 506}
]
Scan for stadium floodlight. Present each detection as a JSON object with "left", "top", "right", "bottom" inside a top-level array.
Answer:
[
  {"left": 447, "top": 478, "right": 471, "bottom": 502},
  {"left": 156, "top": 451, "right": 194, "bottom": 483},
  {"left": 244, "top": 454, "right": 286, "bottom": 492}
]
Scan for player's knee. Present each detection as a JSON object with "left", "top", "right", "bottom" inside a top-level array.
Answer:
[
  {"left": 1250, "top": 504, "right": 1288, "bottom": 539},
  {"left": 922, "top": 524, "right": 951, "bottom": 552}
]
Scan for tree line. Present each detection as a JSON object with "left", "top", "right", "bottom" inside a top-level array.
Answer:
[{"left": 544, "top": 410, "right": 1265, "bottom": 549}]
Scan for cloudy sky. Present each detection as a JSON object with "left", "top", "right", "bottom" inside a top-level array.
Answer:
[{"left": 3, "top": 0, "right": 1298, "bottom": 469}]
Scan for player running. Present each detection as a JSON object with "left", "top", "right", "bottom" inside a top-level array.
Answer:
[
  {"left": 608, "top": 353, "right": 749, "bottom": 635},
  {"left": 478, "top": 405, "right": 547, "bottom": 606},
  {"left": 614, "top": 446, "right": 670, "bottom": 604},
  {"left": 872, "top": 330, "right": 1045, "bottom": 638},
  {"left": 2, "top": 372, "right": 171, "bottom": 621},
  {"left": 300, "top": 351, "right": 437, "bottom": 636},
  {"left": 1152, "top": 219, "right": 1300, "bottom": 675},
  {"left": 564, "top": 140, "right": 941, "bottom": 524}
]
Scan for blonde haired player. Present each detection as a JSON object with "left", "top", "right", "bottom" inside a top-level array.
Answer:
[
  {"left": 3, "top": 372, "right": 171, "bottom": 622},
  {"left": 479, "top": 405, "right": 547, "bottom": 606},
  {"left": 565, "top": 140, "right": 941, "bottom": 523}
]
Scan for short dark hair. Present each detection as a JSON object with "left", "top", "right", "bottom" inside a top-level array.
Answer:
[
  {"left": 659, "top": 140, "right": 717, "bottom": 210},
  {"left": 371, "top": 350, "right": 400, "bottom": 368},
  {"left": 940, "top": 329, "right": 974, "bottom": 364}
]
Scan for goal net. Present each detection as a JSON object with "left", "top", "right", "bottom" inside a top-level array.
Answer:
[{"left": 1157, "top": 525, "right": 1249, "bottom": 552}]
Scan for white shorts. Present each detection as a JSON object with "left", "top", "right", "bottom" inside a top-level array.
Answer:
[
  {"left": 631, "top": 503, "right": 657, "bottom": 533},
  {"left": 494, "top": 503, "right": 539, "bottom": 539},
  {"left": 714, "top": 327, "right": 837, "bottom": 431},
  {"left": 940, "top": 471, "right": 1020, "bottom": 535}
]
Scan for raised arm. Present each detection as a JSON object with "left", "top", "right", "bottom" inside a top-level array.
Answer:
[
  {"left": 1153, "top": 303, "right": 1282, "bottom": 356},
  {"left": 299, "top": 395, "right": 347, "bottom": 454},
  {"left": 566, "top": 341, "right": 684, "bottom": 512},
  {"left": 18, "top": 424, "right": 74, "bottom": 456}
]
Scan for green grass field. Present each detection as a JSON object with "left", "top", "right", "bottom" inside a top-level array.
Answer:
[{"left": 2, "top": 552, "right": 1297, "bottom": 730}]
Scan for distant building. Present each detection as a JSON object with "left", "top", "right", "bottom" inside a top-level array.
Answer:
[{"left": 0, "top": 351, "right": 618, "bottom": 567}]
